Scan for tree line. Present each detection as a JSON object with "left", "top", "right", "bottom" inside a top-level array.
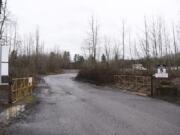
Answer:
[
  {"left": 0, "top": 0, "right": 74, "bottom": 77},
  {"left": 1, "top": 0, "right": 180, "bottom": 79},
  {"left": 81, "top": 16, "right": 180, "bottom": 72}
]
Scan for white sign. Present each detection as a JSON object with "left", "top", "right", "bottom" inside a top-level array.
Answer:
[
  {"left": 154, "top": 73, "right": 168, "bottom": 78},
  {"left": 154, "top": 65, "right": 168, "bottom": 78},
  {"left": 28, "top": 77, "right": 33, "bottom": 86},
  {"left": 0, "top": 46, "right": 9, "bottom": 83},
  {"left": 1, "top": 63, "right": 8, "bottom": 76},
  {"left": 1, "top": 46, "right": 9, "bottom": 62}
]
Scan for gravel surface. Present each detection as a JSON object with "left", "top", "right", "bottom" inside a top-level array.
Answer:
[{"left": 7, "top": 73, "right": 180, "bottom": 135}]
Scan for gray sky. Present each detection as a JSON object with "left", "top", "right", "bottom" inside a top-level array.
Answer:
[{"left": 8, "top": 0, "right": 180, "bottom": 56}]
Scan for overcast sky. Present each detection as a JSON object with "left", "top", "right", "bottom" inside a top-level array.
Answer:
[{"left": 8, "top": 0, "right": 180, "bottom": 56}]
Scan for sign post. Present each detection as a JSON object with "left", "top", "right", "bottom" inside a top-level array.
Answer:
[
  {"left": 153, "top": 65, "right": 169, "bottom": 96},
  {"left": 154, "top": 65, "right": 168, "bottom": 79},
  {"left": 0, "top": 45, "right": 2, "bottom": 83}
]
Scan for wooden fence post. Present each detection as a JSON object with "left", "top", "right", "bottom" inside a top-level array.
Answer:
[
  {"left": 151, "top": 76, "right": 154, "bottom": 97},
  {"left": 8, "top": 74, "right": 12, "bottom": 104}
]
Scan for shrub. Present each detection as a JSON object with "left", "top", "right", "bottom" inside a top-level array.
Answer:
[{"left": 76, "top": 65, "right": 117, "bottom": 85}]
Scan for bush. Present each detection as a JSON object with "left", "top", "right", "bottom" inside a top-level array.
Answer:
[{"left": 76, "top": 65, "right": 117, "bottom": 85}]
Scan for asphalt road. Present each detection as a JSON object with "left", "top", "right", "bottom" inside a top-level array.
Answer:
[{"left": 8, "top": 73, "right": 180, "bottom": 135}]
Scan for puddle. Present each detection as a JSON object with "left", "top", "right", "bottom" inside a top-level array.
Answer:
[{"left": 0, "top": 104, "right": 25, "bottom": 123}]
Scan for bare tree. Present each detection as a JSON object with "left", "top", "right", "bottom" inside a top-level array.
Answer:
[
  {"left": 128, "top": 31, "right": 133, "bottom": 60},
  {"left": 34, "top": 27, "right": 40, "bottom": 73},
  {"left": 151, "top": 19, "right": 158, "bottom": 59},
  {"left": 113, "top": 39, "right": 120, "bottom": 61},
  {"left": 122, "top": 20, "right": 125, "bottom": 60},
  {"left": 12, "top": 22, "right": 18, "bottom": 52},
  {"left": 163, "top": 22, "right": 172, "bottom": 68},
  {"left": 0, "top": 0, "right": 8, "bottom": 41},
  {"left": 134, "top": 40, "right": 140, "bottom": 59},
  {"left": 0, "top": 0, "right": 2, "bottom": 14},
  {"left": 87, "top": 16, "right": 99, "bottom": 62},
  {"left": 158, "top": 18, "right": 163, "bottom": 58},
  {"left": 144, "top": 17, "right": 150, "bottom": 59},
  {"left": 139, "top": 17, "right": 151, "bottom": 69},
  {"left": 35, "top": 27, "right": 40, "bottom": 55},
  {"left": 104, "top": 36, "right": 111, "bottom": 63},
  {"left": 172, "top": 23, "right": 178, "bottom": 69}
]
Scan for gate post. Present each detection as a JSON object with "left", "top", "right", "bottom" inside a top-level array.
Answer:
[
  {"left": 151, "top": 76, "right": 154, "bottom": 97},
  {"left": 8, "top": 74, "right": 12, "bottom": 104}
]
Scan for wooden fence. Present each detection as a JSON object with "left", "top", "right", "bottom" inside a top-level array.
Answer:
[
  {"left": 9, "top": 77, "right": 33, "bottom": 103},
  {"left": 114, "top": 75, "right": 153, "bottom": 96}
]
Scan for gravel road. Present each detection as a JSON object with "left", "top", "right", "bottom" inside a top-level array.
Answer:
[{"left": 8, "top": 73, "right": 180, "bottom": 135}]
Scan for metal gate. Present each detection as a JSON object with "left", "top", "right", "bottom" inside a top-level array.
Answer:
[
  {"left": 10, "top": 77, "right": 33, "bottom": 103},
  {"left": 114, "top": 75, "right": 153, "bottom": 96}
]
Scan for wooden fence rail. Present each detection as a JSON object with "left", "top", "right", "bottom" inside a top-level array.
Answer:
[
  {"left": 9, "top": 77, "right": 33, "bottom": 103},
  {"left": 114, "top": 75, "right": 153, "bottom": 96}
]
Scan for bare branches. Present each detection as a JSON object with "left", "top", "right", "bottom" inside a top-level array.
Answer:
[
  {"left": 144, "top": 17, "right": 150, "bottom": 58},
  {"left": 0, "top": 0, "right": 2, "bottom": 14},
  {"left": 0, "top": 0, "right": 8, "bottom": 41},
  {"left": 84, "top": 16, "right": 100, "bottom": 63},
  {"left": 104, "top": 36, "right": 111, "bottom": 62},
  {"left": 122, "top": 20, "right": 125, "bottom": 60},
  {"left": 113, "top": 39, "right": 120, "bottom": 61}
]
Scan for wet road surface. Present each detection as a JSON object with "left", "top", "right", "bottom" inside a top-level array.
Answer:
[{"left": 8, "top": 73, "right": 180, "bottom": 135}]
